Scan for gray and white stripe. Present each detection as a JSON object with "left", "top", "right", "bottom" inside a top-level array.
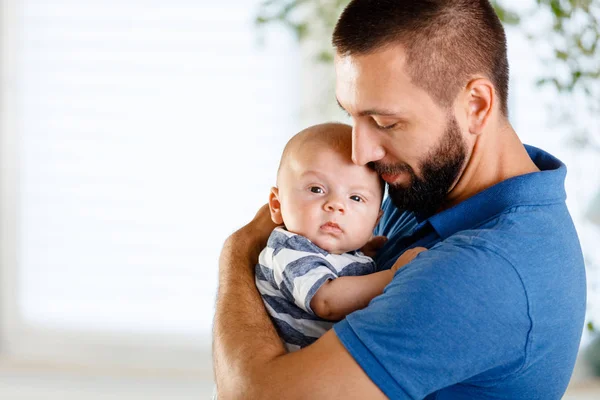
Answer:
[{"left": 255, "top": 227, "right": 376, "bottom": 351}]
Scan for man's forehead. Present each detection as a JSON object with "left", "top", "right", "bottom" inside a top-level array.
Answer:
[
  {"left": 334, "top": 45, "right": 409, "bottom": 79},
  {"left": 334, "top": 47, "right": 435, "bottom": 117}
]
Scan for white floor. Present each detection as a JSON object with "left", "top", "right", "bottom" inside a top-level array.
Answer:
[
  {"left": 0, "top": 360, "right": 597, "bottom": 400},
  {"left": 0, "top": 370, "right": 214, "bottom": 400}
]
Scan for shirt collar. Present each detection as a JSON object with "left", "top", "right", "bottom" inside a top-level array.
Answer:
[{"left": 426, "top": 145, "right": 567, "bottom": 240}]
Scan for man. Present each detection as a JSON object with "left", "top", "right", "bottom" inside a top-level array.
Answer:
[{"left": 213, "top": 0, "right": 586, "bottom": 398}]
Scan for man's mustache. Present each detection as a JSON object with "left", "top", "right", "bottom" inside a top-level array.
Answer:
[{"left": 369, "top": 161, "right": 415, "bottom": 177}]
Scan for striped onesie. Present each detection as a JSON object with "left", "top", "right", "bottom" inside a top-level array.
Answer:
[{"left": 255, "top": 227, "right": 377, "bottom": 352}]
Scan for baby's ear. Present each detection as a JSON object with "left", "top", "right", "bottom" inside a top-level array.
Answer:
[
  {"left": 376, "top": 209, "right": 384, "bottom": 225},
  {"left": 268, "top": 187, "right": 284, "bottom": 225}
]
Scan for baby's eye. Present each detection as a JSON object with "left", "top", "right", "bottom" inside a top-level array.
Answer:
[
  {"left": 350, "top": 195, "right": 363, "bottom": 202},
  {"left": 310, "top": 186, "right": 324, "bottom": 194}
]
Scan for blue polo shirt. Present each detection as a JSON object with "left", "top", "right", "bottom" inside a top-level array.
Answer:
[{"left": 333, "top": 145, "right": 586, "bottom": 399}]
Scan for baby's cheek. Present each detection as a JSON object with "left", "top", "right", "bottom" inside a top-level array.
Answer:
[
  {"left": 347, "top": 223, "right": 371, "bottom": 248},
  {"left": 360, "top": 206, "right": 380, "bottom": 225},
  {"left": 359, "top": 212, "right": 380, "bottom": 243},
  {"left": 358, "top": 229, "right": 374, "bottom": 249},
  {"left": 286, "top": 210, "right": 318, "bottom": 238}
]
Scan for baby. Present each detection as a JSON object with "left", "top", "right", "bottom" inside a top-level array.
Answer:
[{"left": 255, "top": 122, "right": 424, "bottom": 352}]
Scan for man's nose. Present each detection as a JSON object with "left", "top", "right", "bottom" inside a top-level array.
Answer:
[{"left": 352, "top": 124, "right": 385, "bottom": 166}]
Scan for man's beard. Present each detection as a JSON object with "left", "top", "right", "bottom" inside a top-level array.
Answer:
[{"left": 371, "top": 115, "right": 467, "bottom": 218}]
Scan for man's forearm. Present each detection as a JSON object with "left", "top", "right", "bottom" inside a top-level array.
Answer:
[
  {"left": 212, "top": 231, "right": 286, "bottom": 397},
  {"left": 310, "top": 270, "right": 394, "bottom": 321}
]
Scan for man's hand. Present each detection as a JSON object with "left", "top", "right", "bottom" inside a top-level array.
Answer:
[
  {"left": 214, "top": 204, "right": 285, "bottom": 397},
  {"left": 221, "top": 204, "right": 278, "bottom": 267},
  {"left": 360, "top": 235, "right": 388, "bottom": 258},
  {"left": 244, "top": 203, "right": 279, "bottom": 241},
  {"left": 391, "top": 246, "right": 427, "bottom": 273}
]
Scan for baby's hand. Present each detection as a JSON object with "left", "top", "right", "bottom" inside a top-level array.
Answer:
[{"left": 391, "top": 247, "right": 427, "bottom": 273}]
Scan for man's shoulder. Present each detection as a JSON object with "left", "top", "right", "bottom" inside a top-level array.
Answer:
[
  {"left": 395, "top": 235, "right": 523, "bottom": 291},
  {"left": 336, "top": 238, "right": 532, "bottom": 399},
  {"left": 449, "top": 203, "right": 583, "bottom": 268},
  {"left": 341, "top": 196, "right": 585, "bottom": 399}
]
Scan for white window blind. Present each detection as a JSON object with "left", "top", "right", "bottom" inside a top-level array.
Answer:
[{"left": 12, "top": 0, "right": 299, "bottom": 342}]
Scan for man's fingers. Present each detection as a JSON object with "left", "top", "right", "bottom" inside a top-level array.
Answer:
[
  {"left": 369, "top": 235, "right": 388, "bottom": 249},
  {"left": 252, "top": 204, "right": 271, "bottom": 223},
  {"left": 245, "top": 203, "right": 277, "bottom": 237},
  {"left": 361, "top": 236, "right": 388, "bottom": 258}
]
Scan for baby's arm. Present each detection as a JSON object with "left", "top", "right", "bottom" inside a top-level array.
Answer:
[
  {"left": 309, "top": 270, "right": 393, "bottom": 321},
  {"left": 310, "top": 246, "right": 427, "bottom": 321}
]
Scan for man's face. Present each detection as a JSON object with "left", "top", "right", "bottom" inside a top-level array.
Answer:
[{"left": 334, "top": 45, "right": 469, "bottom": 216}]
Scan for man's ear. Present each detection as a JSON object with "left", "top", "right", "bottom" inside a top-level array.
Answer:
[
  {"left": 464, "top": 78, "right": 494, "bottom": 136},
  {"left": 268, "top": 187, "right": 284, "bottom": 225}
]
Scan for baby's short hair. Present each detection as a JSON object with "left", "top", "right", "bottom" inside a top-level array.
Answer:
[{"left": 278, "top": 122, "right": 386, "bottom": 203}]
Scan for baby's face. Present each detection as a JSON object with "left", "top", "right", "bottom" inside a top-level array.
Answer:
[{"left": 276, "top": 144, "right": 382, "bottom": 254}]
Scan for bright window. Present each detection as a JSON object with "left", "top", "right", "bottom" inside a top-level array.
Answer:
[{"left": 1, "top": 0, "right": 300, "bottom": 368}]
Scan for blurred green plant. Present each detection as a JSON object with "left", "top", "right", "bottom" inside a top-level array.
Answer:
[
  {"left": 253, "top": 1, "right": 535, "bottom": 60},
  {"left": 255, "top": 0, "right": 599, "bottom": 148}
]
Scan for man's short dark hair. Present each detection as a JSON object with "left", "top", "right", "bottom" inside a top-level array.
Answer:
[{"left": 332, "top": 0, "right": 510, "bottom": 116}]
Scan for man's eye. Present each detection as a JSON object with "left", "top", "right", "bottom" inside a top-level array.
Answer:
[
  {"left": 310, "top": 187, "right": 324, "bottom": 194},
  {"left": 372, "top": 118, "right": 397, "bottom": 130},
  {"left": 377, "top": 122, "right": 397, "bottom": 130},
  {"left": 350, "top": 195, "right": 363, "bottom": 202}
]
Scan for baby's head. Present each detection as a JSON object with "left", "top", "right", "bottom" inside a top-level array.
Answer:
[{"left": 269, "top": 123, "right": 384, "bottom": 255}]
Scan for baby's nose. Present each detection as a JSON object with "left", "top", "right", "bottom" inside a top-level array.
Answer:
[{"left": 324, "top": 198, "right": 345, "bottom": 213}]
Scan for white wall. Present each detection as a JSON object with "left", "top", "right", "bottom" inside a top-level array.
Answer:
[{"left": 0, "top": 0, "right": 300, "bottom": 398}]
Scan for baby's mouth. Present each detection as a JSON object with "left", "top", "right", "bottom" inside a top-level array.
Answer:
[{"left": 320, "top": 221, "right": 343, "bottom": 234}]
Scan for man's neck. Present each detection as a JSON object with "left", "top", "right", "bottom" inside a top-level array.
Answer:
[{"left": 444, "top": 121, "right": 540, "bottom": 210}]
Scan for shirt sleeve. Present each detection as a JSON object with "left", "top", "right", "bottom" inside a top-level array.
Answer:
[
  {"left": 333, "top": 238, "right": 531, "bottom": 399},
  {"left": 271, "top": 238, "right": 338, "bottom": 315}
]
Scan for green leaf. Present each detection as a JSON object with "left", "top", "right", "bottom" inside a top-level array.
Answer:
[
  {"left": 255, "top": 16, "right": 269, "bottom": 25},
  {"left": 555, "top": 50, "right": 569, "bottom": 60},
  {"left": 536, "top": 77, "right": 550, "bottom": 86},
  {"left": 295, "top": 23, "right": 309, "bottom": 40},
  {"left": 317, "top": 50, "right": 334, "bottom": 63},
  {"left": 492, "top": 3, "right": 521, "bottom": 25}
]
